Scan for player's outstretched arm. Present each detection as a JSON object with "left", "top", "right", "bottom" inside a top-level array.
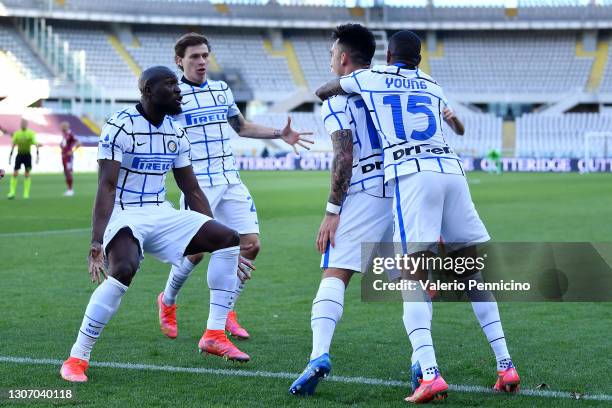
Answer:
[
  {"left": 443, "top": 108, "right": 465, "bottom": 136},
  {"left": 227, "top": 113, "right": 313, "bottom": 155},
  {"left": 173, "top": 165, "right": 213, "bottom": 218},
  {"left": 315, "top": 78, "right": 347, "bottom": 101},
  {"left": 89, "top": 159, "right": 120, "bottom": 284},
  {"left": 316, "top": 129, "right": 353, "bottom": 253}
]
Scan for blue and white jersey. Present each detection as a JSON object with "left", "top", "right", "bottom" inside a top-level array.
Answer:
[
  {"left": 98, "top": 104, "right": 191, "bottom": 209},
  {"left": 173, "top": 77, "right": 241, "bottom": 187},
  {"left": 339, "top": 65, "right": 464, "bottom": 183},
  {"left": 321, "top": 94, "right": 389, "bottom": 198}
]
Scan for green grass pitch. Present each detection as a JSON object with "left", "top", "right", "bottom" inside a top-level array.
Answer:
[{"left": 0, "top": 171, "right": 611, "bottom": 407}]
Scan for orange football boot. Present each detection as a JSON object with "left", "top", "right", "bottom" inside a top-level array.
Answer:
[
  {"left": 405, "top": 371, "right": 448, "bottom": 404},
  {"left": 225, "top": 310, "right": 250, "bottom": 340},
  {"left": 198, "top": 329, "right": 250, "bottom": 362},
  {"left": 60, "top": 357, "right": 89, "bottom": 382},
  {"left": 157, "top": 292, "right": 177, "bottom": 339},
  {"left": 494, "top": 362, "right": 520, "bottom": 393}
]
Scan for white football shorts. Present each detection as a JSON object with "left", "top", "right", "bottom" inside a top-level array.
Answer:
[
  {"left": 181, "top": 182, "right": 259, "bottom": 235},
  {"left": 321, "top": 190, "right": 394, "bottom": 272},
  {"left": 391, "top": 171, "right": 490, "bottom": 254},
  {"left": 103, "top": 202, "right": 212, "bottom": 268}
]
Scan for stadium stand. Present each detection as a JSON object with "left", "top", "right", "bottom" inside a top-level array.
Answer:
[
  {"left": 51, "top": 23, "right": 138, "bottom": 91},
  {"left": 125, "top": 26, "right": 295, "bottom": 98},
  {"left": 429, "top": 31, "right": 592, "bottom": 94},
  {"left": 290, "top": 31, "right": 334, "bottom": 92},
  {"left": 516, "top": 113, "right": 612, "bottom": 158},
  {"left": 0, "top": 20, "right": 51, "bottom": 80},
  {"left": 598, "top": 38, "right": 612, "bottom": 93}
]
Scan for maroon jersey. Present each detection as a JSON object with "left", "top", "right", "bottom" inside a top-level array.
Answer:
[{"left": 60, "top": 130, "right": 78, "bottom": 157}]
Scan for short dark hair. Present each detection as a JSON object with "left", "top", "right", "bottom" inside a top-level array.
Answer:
[
  {"left": 331, "top": 23, "right": 376, "bottom": 66},
  {"left": 174, "top": 32, "right": 211, "bottom": 59},
  {"left": 388, "top": 30, "right": 421, "bottom": 68}
]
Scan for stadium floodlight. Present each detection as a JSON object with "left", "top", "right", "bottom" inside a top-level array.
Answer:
[{"left": 582, "top": 131, "right": 612, "bottom": 173}]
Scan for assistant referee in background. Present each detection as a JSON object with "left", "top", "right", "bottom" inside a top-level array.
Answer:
[{"left": 7, "top": 118, "right": 41, "bottom": 199}]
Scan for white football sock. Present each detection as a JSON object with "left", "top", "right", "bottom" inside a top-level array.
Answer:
[
  {"left": 403, "top": 285, "right": 438, "bottom": 380},
  {"left": 459, "top": 272, "right": 511, "bottom": 370},
  {"left": 70, "top": 277, "right": 128, "bottom": 361},
  {"left": 206, "top": 246, "right": 240, "bottom": 330},
  {"left": 411, "top": 296, "right": 432, "bottom": 366},
  {"left": 163, "top": 257, "right": 196, "bottom": 305},
  {"left": 231, "top": 257, "right": 252, "bottom": 311},
  {"left": 310, "top": 277, "right": 345, "bottom": 360}
]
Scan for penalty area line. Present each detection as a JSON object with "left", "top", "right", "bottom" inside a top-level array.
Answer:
[{"left": 1, "top": 356, "right": 611, "bottom": 402}]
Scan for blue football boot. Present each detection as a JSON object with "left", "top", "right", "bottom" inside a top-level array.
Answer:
[{"left": 289, "top": 353, "right": 332, "bottom": 396}]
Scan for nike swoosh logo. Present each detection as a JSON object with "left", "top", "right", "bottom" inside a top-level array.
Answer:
[
  {"left": 136, "top": 142, "right": 146, "bottom": 146},
  {"left": 88, "top": 323, "right": 102, "bottom": 329}
]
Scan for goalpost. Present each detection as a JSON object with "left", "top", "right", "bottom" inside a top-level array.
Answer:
[{"left": 583, "top": 132, "right": 612, "bottom": 173}]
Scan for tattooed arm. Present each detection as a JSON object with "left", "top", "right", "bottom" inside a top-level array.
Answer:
[
  {"left": 227, "top": 113, "right": 313, "bottom": 154},
  {"left": 327, "top": 129, "right": 354, "bottom": 205},
  {"left": 316, "top": 129, "right": 353, "bottom": 253},
  {"left": 315, "top": 78, "right": 348, "bottom": 102}
]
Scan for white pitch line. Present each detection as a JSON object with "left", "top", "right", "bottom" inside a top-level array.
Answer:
[
  {"left": 0, "top": 228, "right": 89, "bottom": 238},
  {"left": 1, "top": 356, "right": 611, "bottom": 402}
]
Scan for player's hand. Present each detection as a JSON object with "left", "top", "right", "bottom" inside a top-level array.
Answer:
[
  {"left": 36, "top": 155, "right": 40, "bottom": 165},
  {"left": 443, "top": 107, "right": 455, "bottom": 122},
  {"left": 316, "top": 213, "right": 340, "bottom": 254},
  {"left": 0, "top": 169, "right": 4, "bottom": 179},
  {"left": 7, "top": 156, "right": 11, "bottom": 165},
  {"left": 280, "top": 117, "right": 314, "bottom": 156},
  {"left": 237, "top": 255, "right": 255, "bottom": 283},
  {"left": 88, "top": 242, "right": 107, "bottom": 284}
]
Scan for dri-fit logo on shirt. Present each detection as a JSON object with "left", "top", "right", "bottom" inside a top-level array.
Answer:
[
  {"left": 131, "top": 157, "right": 174, "bottom": 171},
  {"left": 185, "top": 108, "right": 227, "bottom": 126}
]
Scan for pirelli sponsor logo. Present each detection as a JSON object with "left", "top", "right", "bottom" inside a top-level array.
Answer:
[
  {"left": 184, "top": 108, "right": 228, "bottom": 126},
  {"left": 131, "top": 156, "right": 174, "bottom": 171}
]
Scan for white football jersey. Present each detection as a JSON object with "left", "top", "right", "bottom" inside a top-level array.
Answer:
[
  {"left": 98, "top": 104, "right": 191, "bottom": 209},
  {"left": 321, "top": 94, "right": 389, "bottom": 198},
  {"left": 173, "top": 77, "right": 242, "bottom": 187},
  {"left": 339, "top": 65, "right": 464, "bottom": 183}
]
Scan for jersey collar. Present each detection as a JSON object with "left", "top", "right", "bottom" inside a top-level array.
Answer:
[
  {"left": 181, "top": 75, "right": 208, "bottom": 88},
  {"left": 136, "top": 103, "right": 164, "bottom": 128}
]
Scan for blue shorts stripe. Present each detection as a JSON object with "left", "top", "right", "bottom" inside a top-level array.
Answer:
[
  {"left": 394, "top": 167, "right": 408, "bottom": 254},
  {"left": 322, "top": 240, "right": 331, "bottom": 268}
]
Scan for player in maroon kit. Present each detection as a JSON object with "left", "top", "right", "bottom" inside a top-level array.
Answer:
[{"left": 60, "top": 121, "right": 81, "bottom": 196}]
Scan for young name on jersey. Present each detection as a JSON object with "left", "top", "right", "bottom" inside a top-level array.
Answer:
[{"left": 339, "top": 65, "right": 464, "bottom": 183}]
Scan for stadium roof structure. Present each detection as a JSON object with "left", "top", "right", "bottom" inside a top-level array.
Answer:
[{"left": 4, "top": 0, "right": 612, "bottom": 30}]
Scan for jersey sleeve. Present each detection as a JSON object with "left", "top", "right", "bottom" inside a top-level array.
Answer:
[
  {"left": 172, "top": 124, "right": 192, "bottom": 169},
  {"left": 30, "top": 131, "right": 37, "bottom": 145},
  {"left": 11, "top": 132, "right": 17, "bottom": 144},
  {"left": 339, "top": 69, "right": 367, "bottom": 94},
  {"left": 321, "top": 97, "right": 350, "bottom": 135},
  {"left": 224, "top": 82, "right": 241, "bottom": 118},
  {"left": 98, "top": 119, "right": 131, "bottom": 162}
]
